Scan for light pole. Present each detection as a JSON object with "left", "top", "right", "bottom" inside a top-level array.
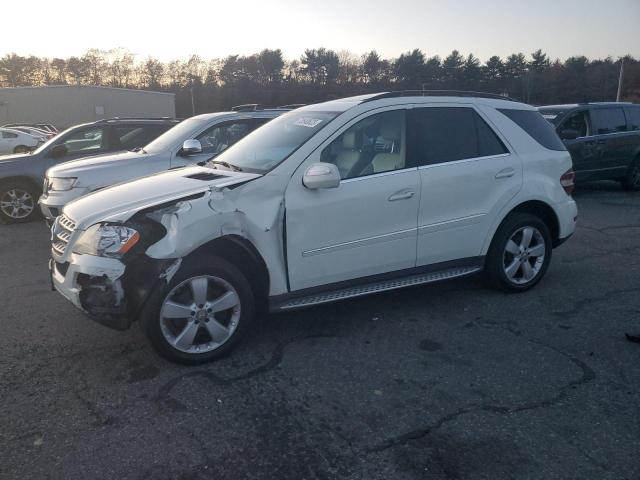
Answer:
[{"left": 616, "top": 57, "right": 625, "bottom": 102}]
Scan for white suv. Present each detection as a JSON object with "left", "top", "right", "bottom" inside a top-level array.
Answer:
[
  {"left": 39, "top": 107, "right": 289, "bottom": 221},
  {"left": 49, "top": 92, "right": 577, "bottom": 364}
]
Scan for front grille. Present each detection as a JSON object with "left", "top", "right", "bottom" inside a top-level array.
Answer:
[{"left": 52, "top": 214, "right": 76, "bottom": 255}]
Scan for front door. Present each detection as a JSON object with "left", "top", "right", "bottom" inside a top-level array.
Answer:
[
  {"left": 285, "top": 108, "right": 420, "bottom": 291},
  {"left": 557, "top": 109, "right": 599, "bottom": 182}
]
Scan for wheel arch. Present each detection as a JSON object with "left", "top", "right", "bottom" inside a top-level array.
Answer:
[
  {"left": 184, "top": 234, "right": 270, "bottom": 312},
  {"left": 0, "top": 175, "right": 42, "bottom": 194},
  {"left": 483, "top": 199, "right": 561, "bottom": 254}
]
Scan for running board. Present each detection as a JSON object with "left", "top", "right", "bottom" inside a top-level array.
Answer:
[{"left": 273, "top": 266, "right": 482, "bottom": 311}]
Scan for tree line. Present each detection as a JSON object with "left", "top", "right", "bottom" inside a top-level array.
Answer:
[{"left": 0, "top": 48, "right": 638, "bottom": 117}]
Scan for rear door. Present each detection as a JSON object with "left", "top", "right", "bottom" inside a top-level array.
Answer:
[
  {"left": 411, "top": 105, "right": 522, "bottom": 267},
  {"left": 556, "top": 109, "right": 598, "bottom": 181},
  {"left": 590, "top": 106, "right": 634, "bottom": 179}
]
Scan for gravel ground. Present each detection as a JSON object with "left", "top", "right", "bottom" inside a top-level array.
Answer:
[{"left": 0, "top": 182, "right": 639, "bottom": 480}]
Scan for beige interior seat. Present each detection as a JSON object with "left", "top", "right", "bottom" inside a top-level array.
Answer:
[
  {"left": 371, "top": 121, "right": 405, "bottom": 173},
  {"left": 333, "top": 131, "right": 360, "bottom": 177}
]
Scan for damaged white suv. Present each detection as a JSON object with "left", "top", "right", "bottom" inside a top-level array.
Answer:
[{"left": 50, "top": 92, "right": 577, "bottom": 363}]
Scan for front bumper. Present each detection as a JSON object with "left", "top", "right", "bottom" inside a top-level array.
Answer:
[
  {"left": 39, "top": 187, "right": 88, "bottom": 220},
  {"left": 50, "top": 253, "right": 131, "bottom": 330}
]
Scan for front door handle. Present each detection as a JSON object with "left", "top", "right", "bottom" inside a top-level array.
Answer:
[
  {"left": 495, "top": 168, "right": 515, "bottom": 179},
  {"left": 388, "top": 190, "right": 415, "bottom": 201}
]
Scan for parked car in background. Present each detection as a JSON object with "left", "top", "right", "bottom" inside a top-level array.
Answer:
[
  {"left": 0, "top": 128, "right": 42, "bottom": 155},
  {"left": 39, "top": 107, "right": 290, "bottom": 222},
  {"left": 49, "top": 92, "right": 577, "bottom": 363},
  {"left": 539, "top": 102, "right": 640, "bottom": 190},
  {"left": 7, "top": 126, "right": 53, "bottom": 141},
  {"left": 0, "top": 117, "right": 179, "bottom": 223},
  {"left": 3, "top": 123, "right": 57, "bottom": 134}
]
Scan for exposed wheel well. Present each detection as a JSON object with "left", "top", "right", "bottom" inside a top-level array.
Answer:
[
  {"left": 509, "top": 200, "right": 560, "bottom": 245},
  {"left": 187, "top": 235, "right": 270, "bottom": 311},
  {"left": 0, "top": 176, "right": 42, "bottom": 195}
]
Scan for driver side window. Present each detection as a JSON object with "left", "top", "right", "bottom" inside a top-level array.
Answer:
[{"left": 320, "top": 110, "right": 406, "bottom": 180}]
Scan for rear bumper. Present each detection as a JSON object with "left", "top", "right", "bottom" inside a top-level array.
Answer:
[{"left": 553, "top": 197, "right": 578, "bottom": 242}]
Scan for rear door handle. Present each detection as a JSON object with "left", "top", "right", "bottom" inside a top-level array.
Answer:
[
  {"left": 596, "top": 139, "right": 607, "bottom": 145},
  {"left": 495, "top": 168, "right": 515, "bottom": 179},
  {"left": 388, "top": 190, "right": 415, "bottom": 201}
]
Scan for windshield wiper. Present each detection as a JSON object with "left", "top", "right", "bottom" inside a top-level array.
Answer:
[{"left": 209, "top": 160, "right": 243, "bottom": 172}]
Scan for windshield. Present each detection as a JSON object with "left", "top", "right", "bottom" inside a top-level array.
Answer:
[
  {"left": 207, "top": 111, "right": 339, "bottom": 173},
  {"left": 143, "top": 117, "right": 204, "bottom": 153},
  {"left": 538, "top": 108, "right": 567, "bottom": 126}
]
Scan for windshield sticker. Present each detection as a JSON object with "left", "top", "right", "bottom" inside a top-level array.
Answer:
[{"left": 294, "top": 118, "right": 323, "bottom": 128}]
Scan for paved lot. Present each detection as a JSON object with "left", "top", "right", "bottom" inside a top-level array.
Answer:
[{"left": 1, "top": 183, "right": 639, "bottom": 480}]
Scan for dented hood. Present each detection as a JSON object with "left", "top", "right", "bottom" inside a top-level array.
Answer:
[{"left": 63, "top": 166, "right": 261, "bottom": 229}]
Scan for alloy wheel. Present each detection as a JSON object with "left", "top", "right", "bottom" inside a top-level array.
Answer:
[
  {"left": 159, "top": 275, "right": 241, "bottom": 354},
  {"left": 0, "top": 188, "right": 35, "bottom": 219},
  {"left": 502, "top": 226, "right": 546, "bottom": 285}
]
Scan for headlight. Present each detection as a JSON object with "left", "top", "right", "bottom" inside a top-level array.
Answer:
[
  {"left": 50, "top": 177, "right": 77, "bottom": 191},
  {"left": 72, "top": 224, "right": 140, "bottom": 258}
]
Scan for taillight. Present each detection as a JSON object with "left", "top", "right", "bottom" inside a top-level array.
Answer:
[{"left": 560, "top": 168, "right": 575, "bottom": 195}]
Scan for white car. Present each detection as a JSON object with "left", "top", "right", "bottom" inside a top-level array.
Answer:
[
  {"left": 39, "top": 108, "right": 289, "bottom": 221},
  {"left": 0, "top": 128, "right": 41, "bottom": 155},
  {"left": 50, "top": 92, "right": 577, "bottom": 364}
]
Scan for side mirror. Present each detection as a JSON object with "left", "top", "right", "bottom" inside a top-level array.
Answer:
[
  {"left": 559, "top": 128, "right": 579, "bottom": 140},
  {"left": 181, "top": 139, "right": 202, "bottom": 156},
  {"left": 49, "top": 144, "right": 68, "bottom": 159},
  {"left": 303, "top": 163, "right": 341, "bottom": 189}
]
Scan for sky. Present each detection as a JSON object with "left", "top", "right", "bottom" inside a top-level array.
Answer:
[{"left": 1, "top": 0, "right": 639, "bottom": 62}]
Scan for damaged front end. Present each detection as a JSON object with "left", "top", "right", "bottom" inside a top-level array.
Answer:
[{"left": 50, "top": 202, "right": 186, "bottom": 331}]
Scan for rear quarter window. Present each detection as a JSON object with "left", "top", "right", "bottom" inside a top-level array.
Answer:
[
  {"left": 628, "top": 107, "right": 640, "bottom": 131},
  {"left": 498, "top": 109, "right": 566, "bottom": 151}
]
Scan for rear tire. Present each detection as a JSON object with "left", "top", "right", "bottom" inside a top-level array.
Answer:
[
  {"left": 485, "top": 212, "right": 552, "bottom": 292},
  {"left": 140, "top": 256, "right": 255, "bottom": 364},
  {"left": 0, "top": 180, "right": 40, "bottom": 224},
  {"left": 621, "top": 157, "right": 640, "bottom": 191}
]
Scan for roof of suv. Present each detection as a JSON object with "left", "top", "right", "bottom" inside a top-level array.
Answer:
[{"left": 301, "top": 91, "right": 528, "bottom": 113}]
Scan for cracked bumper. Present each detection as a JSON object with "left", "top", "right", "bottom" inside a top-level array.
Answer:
[{"left": 50, "top": 254, "right": 131, "bottom": 330}]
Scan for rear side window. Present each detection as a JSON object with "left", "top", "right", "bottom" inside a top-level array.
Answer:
[
  {"left": 2, "top": 131, "right": 18, "bottom": 139},
  {"left": 408, "top": 107, "right": 507, "bottom": 166},
  {"left": 591, "top": 107, "right": 627, "bottom": 134},
  {"left": 498, "top": 109, "right": 566, "bottom": 151},
  {"left": 628, "top": 108, "right": 640, "bottom": 131}
]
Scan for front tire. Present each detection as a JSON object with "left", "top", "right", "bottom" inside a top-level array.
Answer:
[
  {"left": 0, "top": 180, "right": 40, "bottom": 224},
  {"left": 140, "top": 256, "right": 255, "bottom": 364},
  {"left": 485, "top": 212, "right": 552, "bottom": 292}
]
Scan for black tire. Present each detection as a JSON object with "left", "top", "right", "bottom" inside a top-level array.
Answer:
[
  {"left": 13, "top": 145, "right": 30, "bottom": 154},
  {"left": 0, "top": 179, "right": 40, "bottom": 224},
  {"left": 485, "top": 212, "right": 553, "bottom": 292},
  {"left": 621, "top": 157, "right": 640, "bottom": 191},
  {"left": 140, "top": 255, "right": 255, "bottom": 364}
]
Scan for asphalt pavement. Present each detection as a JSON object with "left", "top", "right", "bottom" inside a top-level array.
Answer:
[{"left": 0, "top": 182, "right": 639, "bottom": 480}]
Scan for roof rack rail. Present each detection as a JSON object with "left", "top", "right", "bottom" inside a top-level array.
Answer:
[
  {"left": 231, "top": 104, "right": 261, "bottom": 112},
  {"left": 363, "top": 90, "right": 520, "bottom": 103},
  {"left": 578, "top": 101, "right": 632, "bottom": 105},
  {"left": 95, "top": 116, "right": 178, "bottom": 123},
  {"left": 277, "top": 103, "right": 306, "bottom": 109}
]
